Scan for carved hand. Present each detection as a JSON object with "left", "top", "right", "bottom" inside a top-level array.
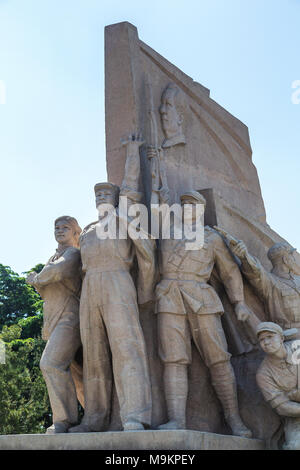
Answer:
[
  {"left": 121, "top": 133, "right": 145, "bottom": 154},
  {"left": 26, "top": 272, "right": 38, "bottom": 286},
  {"left": 234, "top": 301, "right": 251, "bottom": 322},
  {"left": 146, "top": 146, "right": 157, "bottom": 160},
  {"left": 231, "top": 240, "right": 249, "bottom": 260},
  {"left": 288, "top": 390, "right": 300, "bottom": 402}
]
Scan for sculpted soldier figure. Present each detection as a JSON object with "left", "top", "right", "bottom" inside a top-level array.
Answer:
[
  {"left": 214, "top": 229, "right": 300, "bottom": 333},
  {"left": 147, "top": 82, "right": 252, "bottom": 437},
  {"left": 69, "top": 134, "right": 156, "bottom": 433},
  {"left": 256, "top": 322, "right": 300, "bottom": 450},
  {"left": 147, "top": 182, "right": 252, "bottom": 436},
  {"left": 26, "top": 216, "right": 83, "bottom": 434}
]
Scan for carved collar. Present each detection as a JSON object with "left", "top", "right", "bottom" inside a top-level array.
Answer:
[
  {"left": 162, "top": 133, "right": 186, "bottom": 149},
  {"left": 52, "top": 246, "right": 70, "bottom": 261}
]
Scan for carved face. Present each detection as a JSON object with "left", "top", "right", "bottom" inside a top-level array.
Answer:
[
  {"left": 284, "top": 250, "right": 300, "bottom": 275},
  {"left": 258, "top": 332, "right": 283, "bottom": 355},
  {"left": 180, "top": 200, "right": 196, "bottom": 223},
  {"left": 55, "top": 220, "right": 74, "bottom": 246},
  {"left": 159, "top": 89, "right": 182, "bottom": 139},
  {"left": 181, "top": 198, "right": 205, "bottom": 224},
  {"left": 95, "top": 188, "right": 117, "bottom": 209}
]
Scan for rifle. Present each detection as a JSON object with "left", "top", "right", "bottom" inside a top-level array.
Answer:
[
  {"left": 213, "top": 225, "right": 239, "bottom": 248},
  {"left": 146, "top": 78, "right": 168, "bottom": 205}
]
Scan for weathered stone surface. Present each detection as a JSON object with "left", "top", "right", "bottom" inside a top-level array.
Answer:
[
  {"left": 104, "top": 21, "right": 288, "bottom": 444},
  {"left": 105, "top": 21, "right": 288, "bottom": 268},
  {"left": 0, "top": 430, "right": 265, "bottom": 450}
]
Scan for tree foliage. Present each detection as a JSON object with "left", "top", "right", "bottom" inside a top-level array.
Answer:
[
  {"left": 0, "top": 264, "right": 43, "bottom": 329},
  {"left": 0, "top": 264, "right": 51, "bottom": 435}
]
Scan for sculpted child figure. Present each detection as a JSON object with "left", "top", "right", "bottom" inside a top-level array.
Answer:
[
  {"left": 26, "top": 216, "right": 83, "bottom": 434},
  {"left": 256, "top": 322, "right": 300, "bottom": 450}
]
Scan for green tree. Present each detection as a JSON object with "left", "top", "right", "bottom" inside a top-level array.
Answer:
[
  {"left": 0, "top": 264, "right": 52, "bottom": 434},
  {"left": 0, "top": 264, "right": 43, "bottom": 329},
  {"left": 0, "top": 322, "right": 51, "bottom": 434}
]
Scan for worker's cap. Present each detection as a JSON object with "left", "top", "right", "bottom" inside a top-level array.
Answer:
[
  {"left": 256, "top": 322, "right": 284, "bottom": 339},
  {"left": 180, "top": 191, "right": 206, "bottom": 206},
  {"left": 267, "top": 242, "right": 296, "bottom": 263},
  {"left": 94, "top": 182, "right": 120, "bottom": 196}
]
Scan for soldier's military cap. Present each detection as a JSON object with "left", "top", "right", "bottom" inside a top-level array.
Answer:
[
  {"left": 267, "top": 242, "right": 296, "bottom": 263},
  {"left": 256, "top": 322, "right": 284, "bottom": 339},
  {"left": 94, "top": 182, "right": 120, "bottom": 195},
  {"left": 180, "top": 191, "right": 206, "bottom": 205}
]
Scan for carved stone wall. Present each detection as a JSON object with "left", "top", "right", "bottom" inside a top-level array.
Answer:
[{"left": 104, "top": 21, "right": 286, "bottom": 442}]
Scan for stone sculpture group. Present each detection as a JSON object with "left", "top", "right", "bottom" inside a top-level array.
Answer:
[{"left": 25, "top": 24, "right": 300, "bottom": 450}]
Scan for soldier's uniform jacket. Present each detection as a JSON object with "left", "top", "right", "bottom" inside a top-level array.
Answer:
[
  {"left": 256, "top": 341, "right": 300, "bottom": 410},
  {"left": 80, "top": 189, "right": 157, "bottom": 306},
  {"left": 156, "top": 226, "right": 244, "bottom": 315},
  {"left": 241, "top": 257, "right": 300, "bottom": 330},
  {"left": 34, "top": 247, "right": 81, "bottom": 340}
]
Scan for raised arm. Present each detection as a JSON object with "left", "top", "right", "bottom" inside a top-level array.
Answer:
[
  {"left": 120, "top": 134, "right": 144, "bottom": 195},
  {"left": 26, "top": 248, "right": 80, "bottom": 288},
  {"left": 147, "top": 146, "right": 170, "bottom": 206},
  {"left": 214, "top": 226, "right": 273, "bottom": 300},
  {"left": 211, "top": 229, "right": 252, "bottom": 322}
]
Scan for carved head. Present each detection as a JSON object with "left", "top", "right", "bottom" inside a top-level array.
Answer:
[
  {"left": 54, "top": 216, "right": 82, "bottom": 248},
  {"left": 256, "top": 322, "right": 284, "bottom": 356},
  {"left": 94, "top": 182, "right": 120, "bottom": 209},
  {"left": 180, "top": 191, "right": 206, "bottom": 206},
  {"left": 268, "top": 242, "right": 299, "bottom": 274},
  {"left": 180, "top": 191, "right": 206, "bottom": 223},
  {"left": 160, "top": 83, "right": 186, "bottom": 144}
]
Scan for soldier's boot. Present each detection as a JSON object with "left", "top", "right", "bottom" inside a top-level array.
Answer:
[
  {"left": 68, "top": 423, "right": 92, "bottom": 433},
  {"left": 158, "top": 363, "right": 188, "bottom": 430},
  {"left": 210, "top": 361, "right": 252, "bottom": 439},
  {"left": 123, "top": 419, "right": 145, "bottom": 431},
  {"left": 69, "top": 415, "right": 105, "bottom": 433},
  {"left": 46, "top": 421, "right": 71, "bottom": 434}
]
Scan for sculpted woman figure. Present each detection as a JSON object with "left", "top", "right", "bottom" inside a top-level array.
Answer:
[{"left": 26, "top": 216, "right": 84, "bottom": 434}]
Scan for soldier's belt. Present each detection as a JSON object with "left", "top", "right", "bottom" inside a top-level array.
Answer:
[
  {"left": 83, "top": 267, "right": 130, "bottom": 274},
  {"left": 161, "top": 272, "right": 209, "bottom": 283}
]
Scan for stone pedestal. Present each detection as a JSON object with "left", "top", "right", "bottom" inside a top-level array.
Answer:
[{"left": 0, "top": 430, "right": 265, "bottom": 450}]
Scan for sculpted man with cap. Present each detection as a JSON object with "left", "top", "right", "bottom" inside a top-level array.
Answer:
[
  {"left": 256, "top": 322, "right": 300, "bottom": 449},
  {"left": 214, "top": 229, "right": 300, "bottom": 333},
  {"left": 146, "top": 174, "right": 253, "bottom": 436},
  {"left": 69, "top": 134, "right": 156, "bottom": 433},
  {"left": 26, "top": 216, "right": 84, "bottom": 434}
]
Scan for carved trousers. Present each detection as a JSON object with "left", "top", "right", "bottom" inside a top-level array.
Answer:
[
  {"left": 80, "top": 271, "right": 152, "bottom": 430},
  {"left": 158, "top": 312, "right": 231, "bottom": 367},
  {"left": 40, "top": 311, "right": 82, "bottom": 426},
  {"left": 283, "top": 417, "right": 300, "bottom": 450}
]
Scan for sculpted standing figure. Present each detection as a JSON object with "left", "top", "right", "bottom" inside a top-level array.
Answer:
[
  {"left": 150, "top": 189, "right": 252, "bottom": 437},
  {"left": 26, "top": 216, "right": 83, "bottom": 434},
  {"left": 147, "top": 82, "right": 252, "bottom": 437},
  {"left": 70, "top": 134, "right": 156, "bottom": 433},
  {"left": 256, "top": 322, "right": 300, "bottom": 450},
  {"left": 214, "top": 229, "right": 300, "bottom": 333}
]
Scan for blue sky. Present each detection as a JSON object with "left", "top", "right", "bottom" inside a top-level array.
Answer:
[{"left": 0, "top": 0, "right": 299, "bottom": 274}]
